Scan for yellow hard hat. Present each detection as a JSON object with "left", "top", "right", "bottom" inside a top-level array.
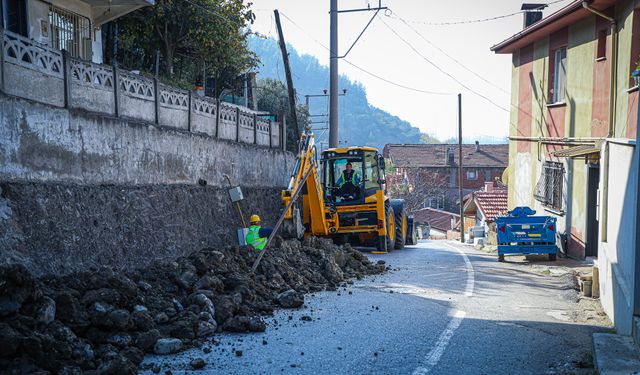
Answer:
[{"left": 250, "top": 214, "right": 261, "bottom": 223}]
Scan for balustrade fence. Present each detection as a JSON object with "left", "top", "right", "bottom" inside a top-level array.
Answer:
[{"left": 0, "top": 28, "right": 284, "bottom": 149}]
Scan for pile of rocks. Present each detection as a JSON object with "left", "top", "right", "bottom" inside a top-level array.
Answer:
[{"left": 0, "top": 238, "right": 385, "bottom": 374}]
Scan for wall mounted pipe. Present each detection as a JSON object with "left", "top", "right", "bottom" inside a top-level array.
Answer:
[{"left": 582, "top": 0, "right": 618, "bottom": 241}]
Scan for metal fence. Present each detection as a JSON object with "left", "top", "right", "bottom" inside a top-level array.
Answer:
[{"left": 534, "top": 161, "right": 564, "bottom": 211}]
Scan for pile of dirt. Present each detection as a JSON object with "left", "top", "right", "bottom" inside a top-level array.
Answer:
[{"left": 0, "top": 238, "right": 385, "bottom": 374}]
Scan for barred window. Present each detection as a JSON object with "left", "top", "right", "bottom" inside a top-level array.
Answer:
[
  {"left": 49, "top": 5, "right": 92, "bottom": 60},
  {"left": 534, "top": 161, "right": 564, "bottom": 211}
]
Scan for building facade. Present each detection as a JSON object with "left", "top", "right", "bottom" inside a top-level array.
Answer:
[
  {"left": 492, "top": 0, "right": 639, "bottom": 337},
  {"left": 1, "top": 0, "right": 153, "bottom": 64},
  {"left": 383, "top": 142, "right": 508, "bottom": 213}
]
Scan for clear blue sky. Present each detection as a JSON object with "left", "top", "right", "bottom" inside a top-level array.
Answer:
[{"left": 248, "top": 0, "right": 571, "bottom": 141}]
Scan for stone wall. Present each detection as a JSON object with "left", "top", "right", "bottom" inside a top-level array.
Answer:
[
  {"left": 0, "top": 93, "right": 294, "bottom": 276},
  {"left": 0, "top": 182, "right": 281, "bottom": 276}
]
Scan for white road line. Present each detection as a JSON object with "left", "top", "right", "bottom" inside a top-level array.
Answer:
[
  {"left": 412, "top": 310, "right": 467, "bottom": 375},
  {"left": 444, "top": 242, "right": 475, "bottom": 297},
  {"left": 412, "top": 243, "right": 475, "bottom": 374}
]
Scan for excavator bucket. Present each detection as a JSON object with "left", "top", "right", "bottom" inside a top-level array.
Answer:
[{"left": 281, "top": 207, "right": 305, "bottom": 239}]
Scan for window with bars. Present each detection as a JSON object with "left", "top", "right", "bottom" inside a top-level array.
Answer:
[
  {"left": 534, "top": 161, "right": 564, "bottom": 211},
  {"left": 49, "top": 5, "right": 91, "bottom": 60}
]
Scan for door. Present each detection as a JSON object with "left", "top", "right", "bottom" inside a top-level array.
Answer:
[{"left": 585, "top": 164, "right": 600, "bottom": 257}]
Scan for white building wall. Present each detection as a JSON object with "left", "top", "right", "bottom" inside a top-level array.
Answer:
[
  {"left": 26, "top": 0, "right": 103, "bottom": 63},
  {"left": 597, "top": 141, "right": 638, "bottom": 335}
]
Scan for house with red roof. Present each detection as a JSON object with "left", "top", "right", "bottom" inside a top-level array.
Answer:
[
  {"left": 463, "top": 182, "right": 509, "bottom": 232},
  {"left": 383, "top": 142, "right": 508, "bottom": 213}
]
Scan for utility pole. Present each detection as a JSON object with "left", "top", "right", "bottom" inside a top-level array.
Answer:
[
  {"left": 458, "top": 93, "right": 465, "bottom": 244},
  {"left": 329, "top": 0, "right": 386, "bottom": 148},
  {"left": 329, "top": 0, "right": 339, "bottom": 148},
  {"left": 274, "top": 9, "right": 300, "bottom": 144}
]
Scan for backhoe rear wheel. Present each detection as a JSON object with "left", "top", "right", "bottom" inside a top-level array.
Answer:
[
  {"left": 391, "top": 200, "right": 407, "bottom": 250},
  {"left": 376, "top": 201, "right": 395, "bottom": 253}
]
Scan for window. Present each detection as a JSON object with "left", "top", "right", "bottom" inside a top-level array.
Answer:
[
  {"left": 423, "top": 195, "right": 445, "bottom": 210},
  {"left": 551, "top": 47, "right": 567, "bottom": 103},
  {"left": 49, "top": 5, "right": 92, "bottom": 60},
  {"left": 484, "top": 170, "right": 492, "bottom": 182},
  {"left": 2, "top": 0, "right": 27, "bottom": 36},
  {"left": 363, "top": 152, "right": 379, "bottom": 191},
  {"left": 466, "top": 170, "right": 478, "bottom": 180},
  {"left": 534, "top": 161, "right": 564, "bottom": 211}
]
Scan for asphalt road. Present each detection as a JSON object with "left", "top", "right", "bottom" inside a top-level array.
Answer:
[{"left": 143, "top": 240, "right": 609, "bottom": 375}]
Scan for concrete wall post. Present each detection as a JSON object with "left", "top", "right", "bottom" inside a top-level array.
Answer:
[
  {"left": 0, "top": 28, "right": 5, "bottom": 94},
  {"left": 236, "top": 107, "right": 240, "bottom": 142},
  {"left": 280, "top": 112, "right": 286, "bottom": 151},
  {"left": 113, "top": 66, "right": 120, "bottom": 117},
  {"left": 62, "top": 50, "right": 71, "bottom": 108},
  {"left": 268, "top": 119, "right": 273, "bottom": 148},
  {"left": 253, "top": 113, "right": 258, "bottom": 144},
  {"left": 153, "top": 78, "right": 159, "bottom": 125},
  {"left": 187, "top": 91, "right": 192, "bottom": 132},
  {"left": 214, "top": 99, "right": 220, "bottom": 138}
]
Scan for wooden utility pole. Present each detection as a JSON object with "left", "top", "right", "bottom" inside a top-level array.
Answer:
[
  {"left": 274, "top": 9, "right": 300, "bottom": 144},
  {"left": 458, "top": 93, "right": 465, "bottom": 244}
]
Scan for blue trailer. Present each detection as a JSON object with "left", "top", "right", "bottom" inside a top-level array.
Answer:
[{"left": 495, "top": 207, "right": 558, "bottom": 262}]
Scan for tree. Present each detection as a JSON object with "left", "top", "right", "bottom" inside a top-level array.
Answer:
[
  {"left": 420, "top": 133, "right": 442, "bottom": 144},
  {"left": 256, "top": 78, "right": 309, "bottom": 152},
  {"left": 112, "top": 0, "right": 258, "bottom": 93},
  {"left": 387, "top": 167, "right": 449, "bottom": 213}
]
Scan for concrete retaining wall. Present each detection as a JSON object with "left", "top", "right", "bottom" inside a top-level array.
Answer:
[
  {"left": 0, "top": 95, "right": 292, "bottom": 186},
  {"left": 0, "top": 93, "right": 294, "bottom": 276}
]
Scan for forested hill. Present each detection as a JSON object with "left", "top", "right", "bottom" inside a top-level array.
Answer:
[{"left": 249, "top": 36, "right": 423, "bottom": 149}]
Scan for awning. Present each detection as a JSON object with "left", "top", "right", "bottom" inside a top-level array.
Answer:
[{"left": 551, "top": 143, "right": 601, "bottom": 158}]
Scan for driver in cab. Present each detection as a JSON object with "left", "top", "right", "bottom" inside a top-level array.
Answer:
[{"left": 336, "top": 162, "right": 361, "bottom": 201}]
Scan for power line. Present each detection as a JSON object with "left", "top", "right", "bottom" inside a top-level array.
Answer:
[
  {"left": 383, "top": 0, "right": 571, "bottom": 26},
  {"left": 377, "top": 15, "right": 510, "bottom": 112},
  {"left": 388, "top": 11, "right": 510, "bottom": 95},
  {"left": 277, "top": 11, "right": 454, "bottom": 96}
]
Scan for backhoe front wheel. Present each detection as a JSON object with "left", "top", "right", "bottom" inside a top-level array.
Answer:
[{"left": 376, "top": 201, "right": 396, "bottom": 253}]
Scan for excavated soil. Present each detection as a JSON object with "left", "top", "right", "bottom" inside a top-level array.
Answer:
[{"left": 0, "top": 238, "right": 385, "bottom": 374}]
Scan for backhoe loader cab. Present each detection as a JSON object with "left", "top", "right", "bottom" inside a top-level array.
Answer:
[
  {"left": 282, "top": 133, "right": 416, "bottom": 253},
  {"left": 321, "top": 147, "right": 384, "bottom": 205}
]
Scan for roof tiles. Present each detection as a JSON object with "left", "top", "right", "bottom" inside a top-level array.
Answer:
[{"left": 384, "top": 144, "right": 509, "bottom": 168}]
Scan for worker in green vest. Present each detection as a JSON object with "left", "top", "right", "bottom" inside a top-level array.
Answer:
[
  {"left": 246, "top": 214, "right": 273, "bottom": 250},
  {"left": 336, "top": 162, "right": 361, "bottom": 200}
]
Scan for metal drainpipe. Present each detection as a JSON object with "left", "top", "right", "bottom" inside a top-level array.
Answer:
[{"left": 582, "top": 1, "right": 618, "bottom": 242}]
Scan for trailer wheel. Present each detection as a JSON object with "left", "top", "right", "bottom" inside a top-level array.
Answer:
[
  {"left": 406, "top": 217, "right": 418, "bottom": 245},
  {"left": 549, "top": 253, "right": 557, "bottom": 261},
  {"left": 498, "top": 254, "right": 505, "bottom": 262},
  {"left": 391, "top": 200, "right": 406, "bottom": 250}
]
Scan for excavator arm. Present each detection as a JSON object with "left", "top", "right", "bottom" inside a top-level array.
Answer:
[{"left": 281, "top": 133, "right": 331, "bottom": 238}]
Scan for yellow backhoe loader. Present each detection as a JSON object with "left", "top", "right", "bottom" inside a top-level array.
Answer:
[{"left": 281, "top": 132, "right": 417, "bottom": 252}]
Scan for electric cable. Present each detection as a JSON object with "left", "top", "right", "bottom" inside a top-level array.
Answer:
[
  {"left": 377, "top": 15, "right": 510, "bottom": 112},
  {"left": 389, "top": 11, "right": 510, "bottom": 95},
  {"left": 383, "top": 0, "right": 571, "bottom": 26},
  {"left": 277, "top": 12, "right": 455, "bottom": 96}
]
